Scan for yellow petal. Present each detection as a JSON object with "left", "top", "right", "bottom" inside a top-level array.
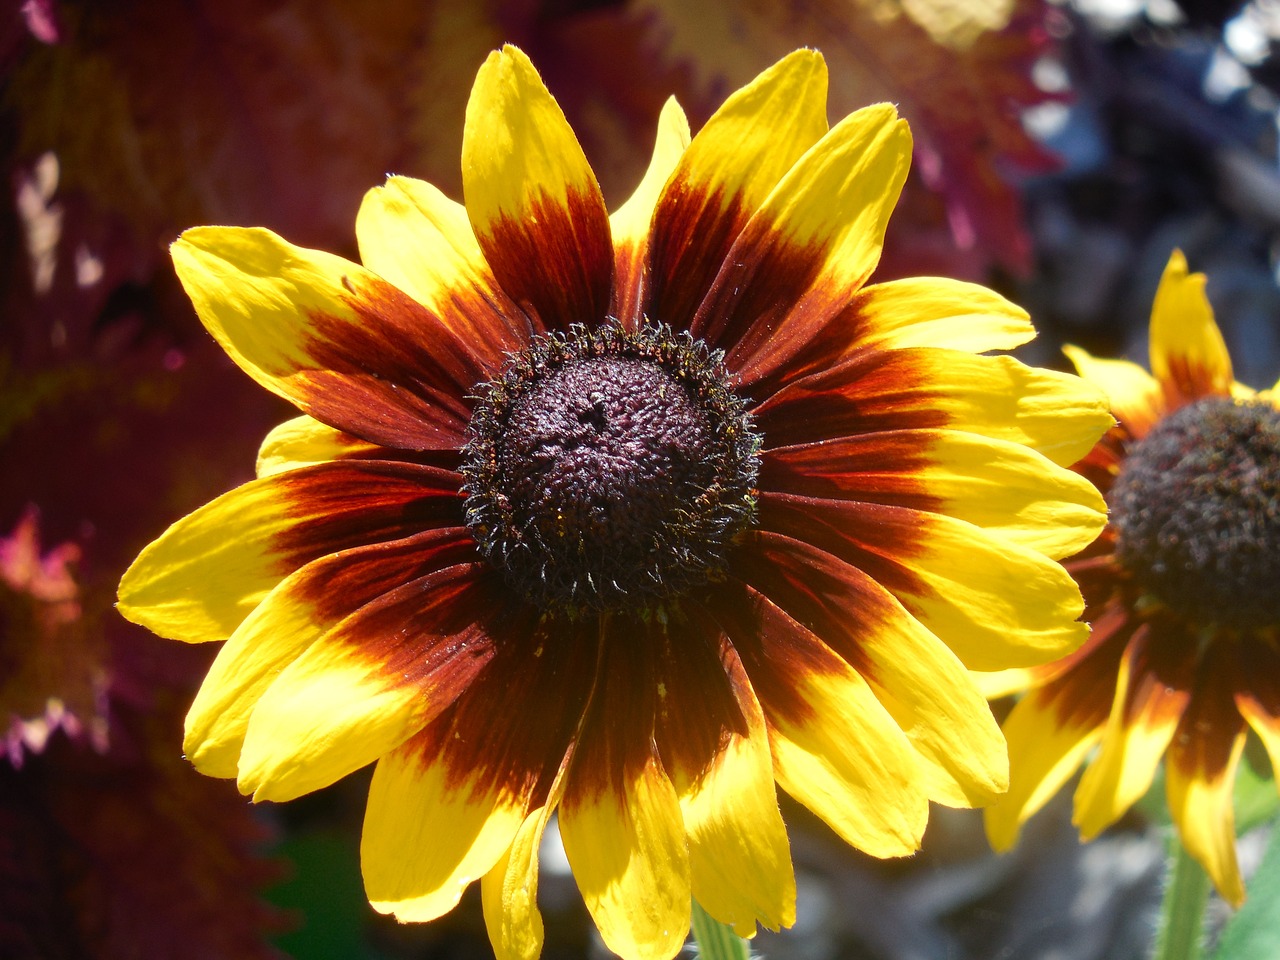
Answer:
[
  {"left": 717, "top": 584, "right": 928, "bottom": 857},
  {"left": 355, "top": 175, "right": 528, "bottom": 356},
  {"left": 1073, "top": 628, "right": 1193, "bottom": 839},
  {"left": 675, "top": 49, "right": 828, "bottom": 211},
  {"left": 483, "top": 749, "right": 575, "bottom": 960},
  {"left": 236, "top": 565, "right": 500, "bottom": 802},
  {"left": 171, "top": 226, "right": 480, "bottom": 450},
  {"left": 648, "top": 50, "right": 829, "bottom": 326},
  {"left": 1149, "top": 249, "right": 1234, "bottom": 404},
  {"left": 919, "top": 433, "right": 1106, "bottom": 560},
  {"left": 764, "top": 429, "right": 1107, "bottom": 561},
  {"left": 705, "top": 105, "right": 909, "bottom": 363},
  {"left": 118, "top": 478, "right": 285, "bottom": 642},
  {"left": 676, "top": 643, "right": 795, "bottom": 935},
  {"left": 927, "top": 354, "right": 1114, "bottom": 468},
  {"left": 255, "top": 414, "right": 381, "bottom": 478},
  {"left": 755, "top": 349, "right": 1113, "bottom": 469},
  {"left": 1233, "top": 644, "right": 1280, "bottom": 780},
  {"left": 753, "top": 104, "right": 910, "bottom": 290},
  {"left": 183, "top": 582, "right": 322, "bottom": 779},
  {"left": 612, "top": 97, "right": 691, "bottom": 244},
  {"left": 117, "top": 462, "right": 463, "bottom": 642},
  {"left": 851, "top": 606, "right": 1007, "bottom": 809},
  {"left": 732, "top": 534, "right": 1006, "bottom": 809},
  {"left": 758, "top": 495, "right": 1091, "bottom": 671},
  {"left": 611, "top": 97, "right": 691, "bottom": 327},
  {"left": 462, "top": 45, "right": 611, "bottom": 329},
  {"left": 984, "top": 682, "right": 1106, "bottom": 851},
  {"left": 238, "top": 648, "right": 430, "bottom": 803},
  {"left": 905, "top": 515, "right": 1092, "bottom": 671},
  {"left": 183, "top": 529, "right": 474, "bottom": 778},
  {"left": 482, "top": 802, "right": 558, "bottom": 960},
  {"left": 1166, "top": 691, "right": 1248, "bottom": 907},
  {"left": 559, "top": 756, "right": 691, "bottom": 960},
  {"left": 769, "top": 663, "right": 927, "bottom": 858},
  {"left": 362, "top": 735, "right": 529, "bottom": 922},
  {"left": 851, "top": 277, "right": 1036, "bottom": 354},
  {"left": 477, "top": 621, "right": 599, "bottom": 959},
  {"left": 1063, "top": 345, "right": 1164, "bottom": 439},
  {"left": 971, "top": 665, "right": 1042, "bottom": 700}
]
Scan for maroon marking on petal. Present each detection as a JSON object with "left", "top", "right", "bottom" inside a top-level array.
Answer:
[
  {"left": 1232, "top": 635, "right": 1280, "bottom": 733},
  {"left": 401, "top": 613, "right": 600, "bottom": 807},
  {"left": 428, "top": 272, "right": 540, "bottom": 361},
  {"left": 760, "top": 433, "right": 942, "bottom": 512},
  {"left": 269, "top": 460, "right": 467, "bottom": 575},
  {"left": 690, "top": 214, "right": 858, "bottom": 379},
  {"left": 559, "top": 613, "right": 665, "bottom": 805},
  {"left": 725, "top": 531, "right": 925, "bottom": 692},
  {"left": 701, "top": 578, "right": 846, "bottom": 732},
  {"left": 647, "top": 180, "right": 748, "bottom": 334},
  {"left": 754, "top": 495, "right": 932, "bottom": 602},
  {"left": 1066, "top": 547, "right": 1127, "bottom": 622},
  {"left": 729, "top": 286, "right": 881, "bottom": 396},
  {"left": 749, "top": 347, "right": 947, "bottom": 448},
  {"left": 1161, "top": 356, "right": 1230, "bottom": 411},
  {"left": 611, "top": 238, "right": 649, "bottom": 333},
  {"left": 294, "top": 275, "right": 497, "bottom": 451},
  {"left": 1031, "top": 607, "right": 1136, "bottom": 730},
  {"left": 287, "top": 526, "right": 478, "bottom": 625},
  {"left": 1166, "top": 640, "right": 1247, "bottom": 786},
  {"left": 650, "top": 604, "right": 749, "bottom": 789},
  {"left": 274, "top": 433, "right": 463, "bottom": 473},
  {"left": 1073, "top": 432, "right": 1127, "bottom": 501},
  {"left": 320, "top": 564, "right": 524, "bottom": 719},
  {"left": 477, "top": 189, "right": 613, "bottom": 333},
  {"left": 1117, "top": 619, "right": 1197, "bottom": 730},
  {"left": 292, "top": 365, "right": 469, "bottom": 452}
]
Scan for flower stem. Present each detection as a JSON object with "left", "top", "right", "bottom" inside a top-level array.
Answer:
[
  {"left": 1152, "top": 832, "right": 1211, "bottom": 960},
  {"left": 691, "top": 899, "right": 752, "bottom": 960}
]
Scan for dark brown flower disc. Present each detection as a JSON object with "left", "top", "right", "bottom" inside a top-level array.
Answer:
[
  {"left": 1110, "top": 397, "right": 1280, "bottom": 630},
  {"left": 462, "top": 324, "right": 760, "bottom": 615}
]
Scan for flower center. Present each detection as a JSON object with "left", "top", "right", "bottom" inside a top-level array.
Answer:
[
  {"left": 462, "top": 325, "right": 760, "bottom": 616},
  {"left": 1109, "top": 396, "right": 1280, "bottom": 631}
]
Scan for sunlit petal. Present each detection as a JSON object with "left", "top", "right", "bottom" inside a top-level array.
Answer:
[
  {"left": 611, "top": 98, "right": 691, "bottom": 328},
  {"left": 462, "top": 45, "right": 612, "bottom": 330},
  {"left": 1148, "top": 249, "right": 1234, "bottom": 406},
  {"left": 118, "top": 461, "right": 464, "bottom": 642},
  {"left": 648, "top": 50, "right": 829, "bottom": 329}
]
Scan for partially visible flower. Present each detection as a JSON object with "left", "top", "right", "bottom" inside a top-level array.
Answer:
[
  {"left": 985, "top": 250, "right": 1280, "bottom": 906},
  {"left": 119, "top": 46, "right": 1109, "bottom": 960}
]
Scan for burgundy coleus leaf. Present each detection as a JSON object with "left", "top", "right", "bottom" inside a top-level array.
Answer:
[
  {"left": 2, "top": 0, "right": 514, "bottom": 256},
  {"left": 547, "top": 0, "right": 1059, "bottom": 277},
  {"left": 0, "top": 507, "right": 108, "bottom": 767},
  {"left": 0, "top": 629, "right": 286, "bottom": 960}
]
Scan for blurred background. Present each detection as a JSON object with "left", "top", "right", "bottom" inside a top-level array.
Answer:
[{"left": 3, "top": 0, "right": 1279, "bottom": 957}]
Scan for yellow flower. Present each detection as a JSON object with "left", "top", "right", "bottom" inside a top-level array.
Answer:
[
  {"left": 985, "top": 250, "right": 1280, "bottom": 907},
  {"left": 119, "top": 46, "right": 1109, "bottom": 960}
]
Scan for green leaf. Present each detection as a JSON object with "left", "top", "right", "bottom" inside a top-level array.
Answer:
[
  {"left": 268, "top": 831, "right": 382, "bottom": 960},
  {"left": 1234, "top": 765, "right": 1280, "bottom": 836},
  {"left": 1211, "top": 823, "right": 1280, "bottom": 960},
  {"left": 691, "top": 899, "right": 754, "bottom": 960}
]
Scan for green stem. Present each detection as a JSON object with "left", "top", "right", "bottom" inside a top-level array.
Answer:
[
  {"left": 1153, "top": 831, "right": 1212, "bottom": 960},
  {"left": 690, "top": 899, "right": 753, "bottom": 960}
]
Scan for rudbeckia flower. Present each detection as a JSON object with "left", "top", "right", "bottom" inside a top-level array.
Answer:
[
  {"left": 119, "top": 46, "right": 1109, "bottom": 960},
  {"left": 985, "top": 250, "right": 1280, "bottom": 907}
]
